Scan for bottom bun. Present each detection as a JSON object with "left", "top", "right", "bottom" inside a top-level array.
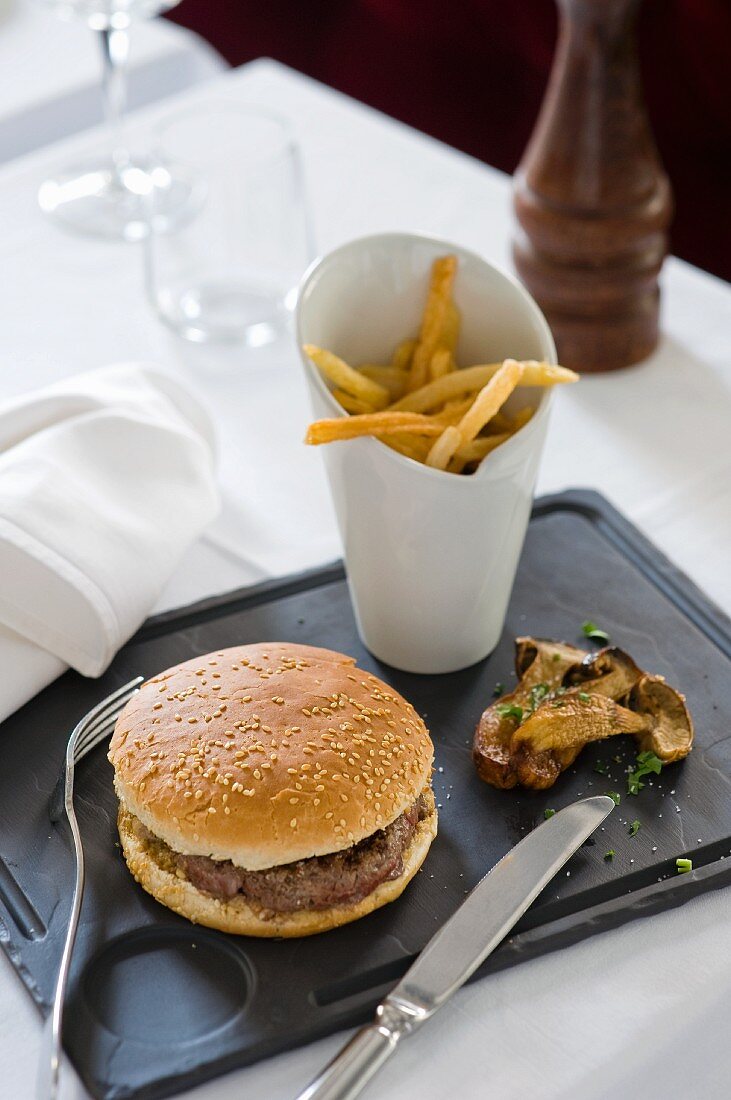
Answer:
[{"left": 117, "top": 794, "right": 437, "bottom": 938}]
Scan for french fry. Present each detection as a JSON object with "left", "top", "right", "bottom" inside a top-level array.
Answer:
[
  {"left": 358, "top": 365, "right": 408, "bottom": 399},
  {"left": 457, "top": 360, "right": 524, "bottom": 443},
  {"left": 391, "top": 363, "right": 501, "bottom": 412},
  {"left": 429, "top": 347, "right": 454, "bottom": 380},
  {"left": 441, "top": 300, "right": 461, "bottom": 353},
  {"left": 331, "top": 389, "right": 375, "bottom": 415},
  {"left": 391, "top": 360, "right": 577, "bottom": 414},
  {"left": 408, "top": 256, "right": 457, "bottom": 392},
  {"left": 510, "top": 407, "right": 534, "bottom": 431},
  {"left": 485, "top": 410, "right": 513, "bottom": 433},
  {"left": 431, "top": 397, "right": 474, "bottom": 425},
  {"left": 305, "top": 412, "right": 443, "bottom": 445},
  {"left": 454, "top": 433, "right": 511, "bottom": 464},
  {"left": 381, "top": 433, "right": 433, "bottom": 462},
  {"left": 425, "top": 425, "right": 462, "bottom": 470},
  {"left": 392, "top": 338, "right": 417, "bottom": 370},
  {"left": 425, "top": 360, "right": 523, "bottom": 471},
  {"left": 303, "top": 345, "right": 390, "bottom": 409}
]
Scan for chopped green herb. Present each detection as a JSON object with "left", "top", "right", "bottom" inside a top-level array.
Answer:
[
  {"left": 612, "top": 754, "right": 622, "bottom": 764},
  {"left": 581, "top": 620, "right": 610, "bottom": 644},
  {"left": 544, "top": 808, "right": 556, "bottom": 820},
  {"left": 492, "top": 682, "right": 505, "bottom": 698},
  {"left": 627, "top": 750, "right": 664, "bottom": 795},
  {"left": 552, "top": 652, "right": 561, "bottom": 662},
  {"left": 578, "top": 691, "right": 591, "bottom": 703},
  {"left": 629, "top": 820, "right": 641, "bottom": 837},
  {"left": 496, "top": 703, "right": 523, "bottom": 722},
  {"left": 606, "top": 791, "right": 621, "bottom": 805},
  {"left": 528, "top": 683, "right": 550, "bottom": 713},
  {"left": 676, "top": 857, "right": 693, "bottom": 874},
  {"left": 593, "top": 760, "right": 609, "bottom": 776},
  {"left": 604, "top": 850, "right": 615, "bottom": 861}
]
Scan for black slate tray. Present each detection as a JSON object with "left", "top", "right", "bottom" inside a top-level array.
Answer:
[{"left": 1, "top": 490, "right": 730, "bottom": 1099}]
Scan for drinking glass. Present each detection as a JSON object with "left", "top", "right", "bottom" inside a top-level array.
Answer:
[
  {"left": 37, "top": 0, "right": 192, "bottom": 240},
  {"left": 145, "top": 104, "right": 313, "bottom": 345}
]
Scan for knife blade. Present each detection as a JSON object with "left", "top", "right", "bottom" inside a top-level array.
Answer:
[{"left": 295, "top": 795, "right": 614, "bottom": 1100}]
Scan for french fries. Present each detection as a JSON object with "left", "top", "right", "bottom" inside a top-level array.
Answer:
[
  {"left": 392, "top": 338, "right": 417, "bottom": 370},
  {"left": 408, "top": 255, "right": 457, "bottom": 392},
  {"left": 305, "top": 412, "right": 442, "bottom": 445},
  {"left": 426, "top": 360, "right": 523, "bottom": 470},
  {"left": 358, "top": 365, "right": 408, "bottom": 399},
  {"left": 303, "top": 345, "right": 390, "bottom": 410},
  {"left": 429, "top": 347, "right": 454, "bottom": 381},
  {"left": 303, "top": 256, "right": 579, "bottom": 475}
]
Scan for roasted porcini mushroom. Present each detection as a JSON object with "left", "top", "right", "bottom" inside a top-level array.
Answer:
[
  {"left": 630, "top": 675, "right": 694, "bottom": 762},
  {"left": 473, "top": 637, "right": 586, "bottom": 789},
  {"left": 473, "top": 638, "right": 693, "bottom": 791}
]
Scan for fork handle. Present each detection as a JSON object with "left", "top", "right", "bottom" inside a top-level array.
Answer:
[{"left": 36, "top": 1011, "right": 61, "bottom": 1100}]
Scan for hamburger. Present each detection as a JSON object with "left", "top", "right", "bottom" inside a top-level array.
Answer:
[{"left": 109, "top": 643, "right": 437, "bottom": 936}]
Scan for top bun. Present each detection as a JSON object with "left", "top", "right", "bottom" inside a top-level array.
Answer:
[{"left": 109, "top": 643, "right": 433, "bottom": 871}]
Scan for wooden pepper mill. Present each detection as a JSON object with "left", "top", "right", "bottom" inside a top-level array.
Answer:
[{"left": 513, "top": 0, "right": 673, "bottom": 372}]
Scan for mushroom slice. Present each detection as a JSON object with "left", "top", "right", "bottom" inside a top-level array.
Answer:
[
  {"left": 508, "top": 691, "right": 652, "bottom": 790},
  {"left": 473, "top": 638, "right": 587, "bottom": 789},
  {"left": 630, "top": 675, "right": 694, "bottom": 762},
  {"left": 514, "top": 637, "right": 586, "bottom": 682},
  {"left": 565, "top": 646, "right": 644, "bottom": 701}
]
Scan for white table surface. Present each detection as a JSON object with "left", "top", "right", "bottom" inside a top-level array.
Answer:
[
  {"left": 0, "top": 0, "right": 224, "bottom": 164},
  {"left": 0, "top": 58, "right": 730, "bottom": 1100}
]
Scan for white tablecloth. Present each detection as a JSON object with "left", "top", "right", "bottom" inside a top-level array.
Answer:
[
  {"left": 0, "top": 1, "right": 224, "bottom": 164},
  {"left": 0, "top": 59, "right": 729, "bottom": 1100}
]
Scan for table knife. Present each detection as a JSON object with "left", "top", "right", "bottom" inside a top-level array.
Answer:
[{"left": 295, "top": 794, "right": 614, "bottom": 1100}]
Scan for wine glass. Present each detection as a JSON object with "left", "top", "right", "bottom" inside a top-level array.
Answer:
[{"left": 36, "top": 1, "right": 192, "bottom": 240}]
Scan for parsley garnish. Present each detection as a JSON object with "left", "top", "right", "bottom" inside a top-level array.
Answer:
[
  {"left": 544, "top": 808, "right": 556, "bottom": 820},
  {"left": 578, "top": 691, "right": 591, "bottom": 703},
  {"left": 593, "top": 760, "right": 609, "bottom": 776},
  {"left": 627, "top": 750, "right": 663, "bottom": 795},
  {"left": 604, "top": 850, "right": 615, "bottom": 861},
  {"left": 582, "top": 620, "right": 610, "bottom": 644},
  {"left": 606, "top": 791, "right": 621, "bottom": 805},
  {"left": 496, "top": 703, "right": 523, "bottom": 722},
  {"left": 492, "top": 682, "right": 505, "bottom": 698},
  {"left": 528, "top": 683, "right": 550, "bottom": 713},
  {"left": 629, "top": 820, "right": 641, "bottom": 837},
  {"left": 676, "top": 857, "right": 692, "bottom": 874}
]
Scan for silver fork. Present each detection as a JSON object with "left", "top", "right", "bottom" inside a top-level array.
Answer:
[{"left": 38, "top": 676, "right": 143, "bottom": 1100}]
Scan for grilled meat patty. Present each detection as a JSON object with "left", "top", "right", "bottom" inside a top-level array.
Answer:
[{"left": 129, "top": 790, "right": 432, "bottom": 913}]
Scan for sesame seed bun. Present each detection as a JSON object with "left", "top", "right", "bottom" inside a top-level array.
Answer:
[
  {"left": 109, "top": 643, "right": 435, "bottom": 872},
  {"left": 117, "top": 792, "right": 437, "bottom": 937}
]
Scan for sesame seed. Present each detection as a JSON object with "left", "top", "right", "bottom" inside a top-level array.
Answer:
[{"left": 290, "top": 818, "right": 297, "bottom": 828}]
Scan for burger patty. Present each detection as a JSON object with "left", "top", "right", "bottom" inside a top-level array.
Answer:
[{"left": 131, "top": 791, "right": 432, "bottom": 913}]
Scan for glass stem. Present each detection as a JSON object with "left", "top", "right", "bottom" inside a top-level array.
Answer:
[{"left": 98, "top": 25, "right": 131, "bottom": 176}]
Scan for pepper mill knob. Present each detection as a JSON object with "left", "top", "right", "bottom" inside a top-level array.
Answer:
[{"left": 512, "top": 0, "right": 673, "bottom": 372}]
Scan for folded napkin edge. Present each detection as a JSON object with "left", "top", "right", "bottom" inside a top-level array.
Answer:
[{"left": 0, "top": 515, "right": 119, "bottom": 677}]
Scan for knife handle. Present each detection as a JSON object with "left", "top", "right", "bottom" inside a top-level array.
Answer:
[{"left": 294, "top": 1023, "right": 398, "bottom": 1100}]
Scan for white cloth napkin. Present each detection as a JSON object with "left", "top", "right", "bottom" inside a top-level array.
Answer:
[{"left": 0, "top": 363, "right": 219, "bottom": 722}]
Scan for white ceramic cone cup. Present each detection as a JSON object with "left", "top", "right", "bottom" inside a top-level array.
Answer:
[{"left": 296, "top": 232, "right": 556, "bottom": 674}]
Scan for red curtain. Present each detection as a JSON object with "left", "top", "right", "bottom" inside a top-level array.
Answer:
[{"left": 169, "top": 0, "right": 731, "bottom": 281}]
